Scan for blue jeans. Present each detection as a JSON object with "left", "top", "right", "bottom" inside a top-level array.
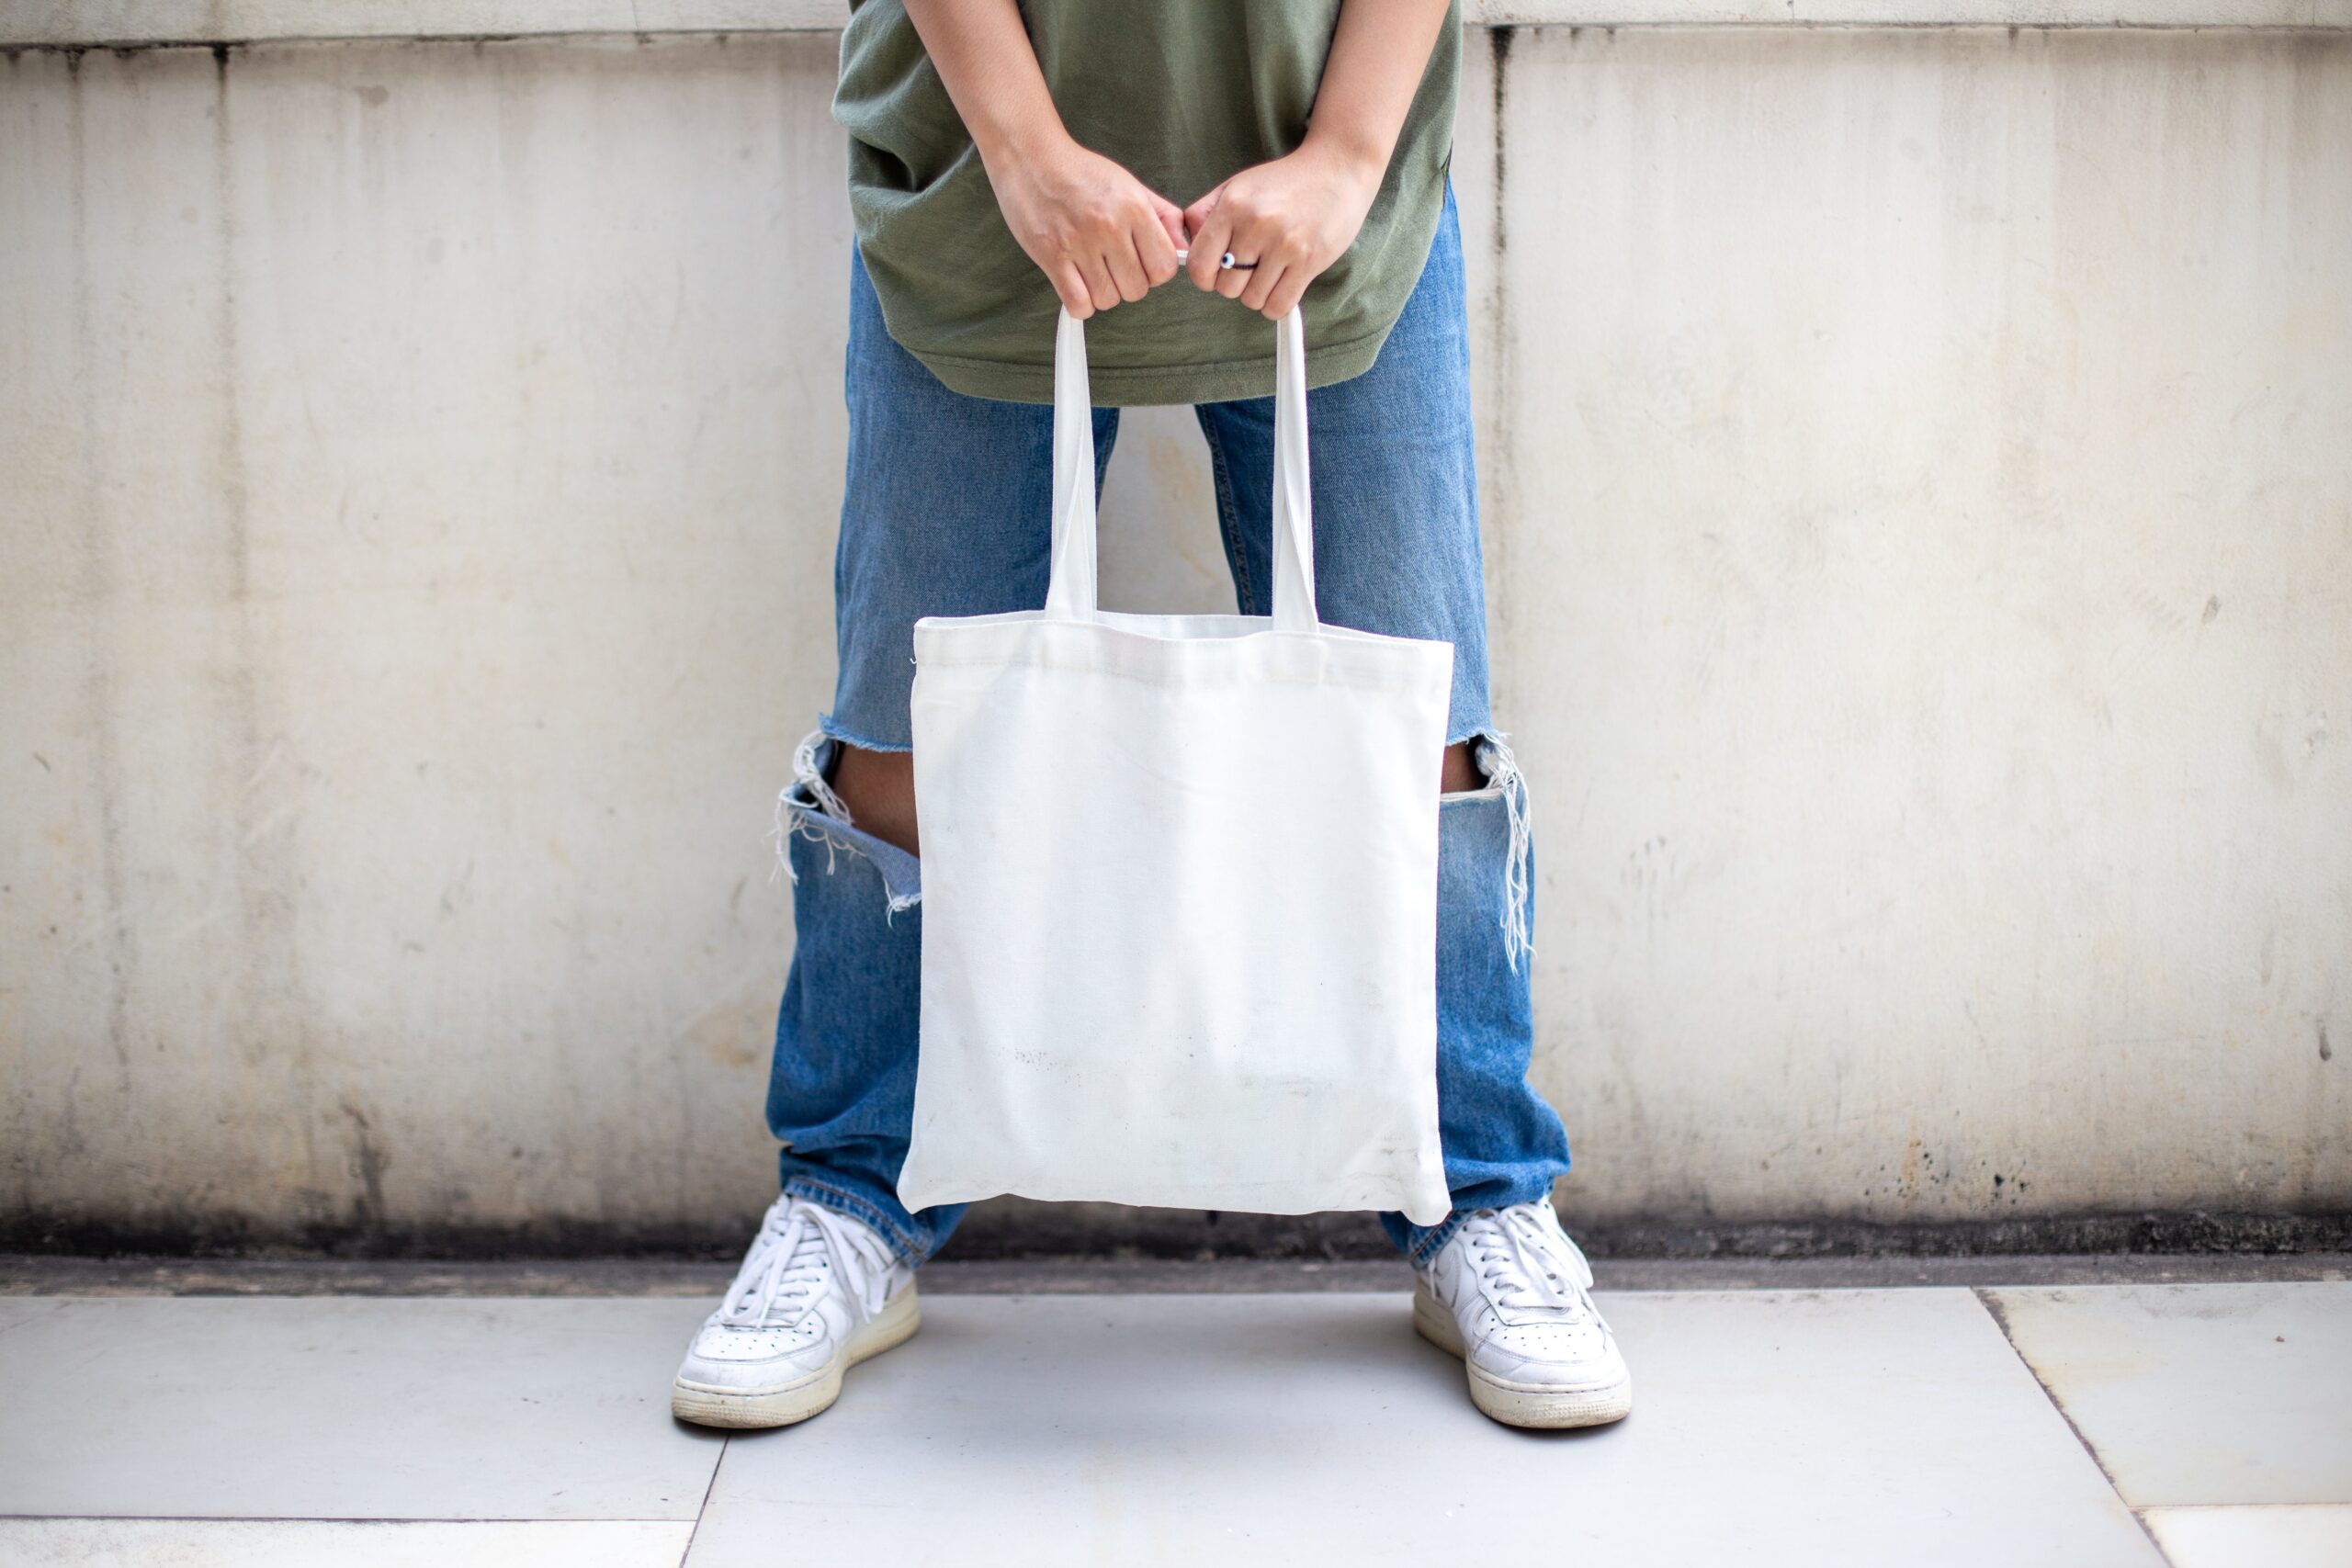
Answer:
[{"left": 769, "top": 186, "right": 1571, "bottom": 1268}]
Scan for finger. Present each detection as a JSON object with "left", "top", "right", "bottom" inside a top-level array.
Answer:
[
  {"left": 1052, "top": 260, "right": 1094, "bottom": 320},
  {"left": 1143, "top": 197, "right": 1187, "bottom": 283},
  {"left": 1237, "top": 226, "right": 1292, "bottom": 310},
  {"left": 1125, "top": 232, "right": 1170, "bottom": 296},
  {"left": 1216, "top": 245, "right": 1254, "bottom": 300},
  {"left": 1105, "top": 233, "right": 1151, "bottom": 304},
  {"left": 1241, "top": 259, "right": 1287, "bottom": 315},
  {"left": 1186, "top": 199, "right": 1234, "bottom": 291},
  {"left": 1263, "top": 263, "right": 1312, "bottom": 319},
  {"left": 1210, "top": 213, "right": 1258, "bottom": 299},
  {"left": 1078, "top": 253, "right": 1122, "bottom": 313},
  {"left": 1182, "top": 186, "right": 1222, "bottom": 236},
  {"left": 1182, "top": 186, "right": 1224, "bottom": 265}
]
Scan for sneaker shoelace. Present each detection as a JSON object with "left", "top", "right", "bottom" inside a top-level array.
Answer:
[
  {"left": 1462, "top": 1204, "right": 1599, "bottom": 1320},
  {"left": 718, "top": 1198, "right": 887, "bottom": 1330}
]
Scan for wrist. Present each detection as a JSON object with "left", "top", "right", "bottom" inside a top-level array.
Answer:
[
  {"left": 1297, "top": 124, "right": 1392, "bottom": 193},
  {"left": 972, "top": 100, "right": 1074, "bottom": 177}
]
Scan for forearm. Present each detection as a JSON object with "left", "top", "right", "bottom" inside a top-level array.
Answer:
[
  {"left": 1304, "top": 0, "right": 1453, "bottom": 180},
  {"left": 903, "top": 0, "right": 1182, "bottom": 315},
  {"left": 900, "top": 0, "right": 1068, "bottom": 167},
  {"left": 1179, "top": 0, "right": 1453, "bottom": 314}
]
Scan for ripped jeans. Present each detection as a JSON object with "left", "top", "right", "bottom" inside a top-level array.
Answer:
[{"left": 768, "top": 186, "right": 1572, "bottom": 1269}]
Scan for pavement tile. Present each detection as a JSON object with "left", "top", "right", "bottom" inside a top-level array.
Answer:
[
  {"left": 2141, "top": 1505, "right": 2352, "bottom": 1568},
  {"left": 685, "top": 1289, "right": 2160, "bottom": 1566},
  {"left": 1985, "top": 1282, "right": 2352, "bottom": 1506},
  {"left": 0, "top": 1518, "right": 695, "bottom": 1567},
  {"left": 0, "top": 1298, "right": 722, "bottom": 1519},
  {"left": 0, "top": 1297, "right": 74, "bottom": 1330}
]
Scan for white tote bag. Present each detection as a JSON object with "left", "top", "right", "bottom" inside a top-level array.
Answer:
[{"left": 898, "top": 307, "right": 1453, "bottom": 1225}]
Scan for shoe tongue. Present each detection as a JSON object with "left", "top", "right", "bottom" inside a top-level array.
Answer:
[
  {"left": 1475, "top": 1213, "right": 1589, "bottom": 1319},
  {"left": 773, "top": 1227, "right": 831, "bottom": 1290},
  {"left": 723, "top": 1217, "right": 835, "bottom": 1327},
  {"left": 1492, "top": 1275, "right": 1587, "bottom": 1324}
]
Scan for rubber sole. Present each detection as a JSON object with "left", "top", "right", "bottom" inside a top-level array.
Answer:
[
  {"left": 671, "top": 1281, "right": 922, "bottom": 1429},
  {"left": 1412, "top": 1283, "right": 1634, "bottom": 1429}
]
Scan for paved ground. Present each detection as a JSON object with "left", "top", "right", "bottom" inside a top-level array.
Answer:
[{"left": 0, "top": 1258, "right": 2346, "bottom": 1565}]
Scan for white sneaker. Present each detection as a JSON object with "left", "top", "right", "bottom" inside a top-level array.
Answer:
[
  {"left": 1412, "top": 1199, "right": 1634, "bottom": 1428},
  {"left": 671, "top": 1194, "right": 920, "bottom": 1428}
]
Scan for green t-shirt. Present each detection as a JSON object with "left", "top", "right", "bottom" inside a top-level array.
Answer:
[{"left": 835, "top": 0, "right": 1460, "bottom": 406}]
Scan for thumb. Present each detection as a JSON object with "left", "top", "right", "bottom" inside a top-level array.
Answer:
[
  {"left": 1182, "top": 183, "right": 1226, "bottom": 237},
  {"left": 1151, "top": 193, "right": 1189, "bottom": 255},
  {"left": 1183, "top": 184, "right": 1231, "bottom": 289}
]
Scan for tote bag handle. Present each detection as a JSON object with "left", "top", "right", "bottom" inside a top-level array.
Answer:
[{"left": 1042, "top": 308, "right": 1317, "bottom": 634}]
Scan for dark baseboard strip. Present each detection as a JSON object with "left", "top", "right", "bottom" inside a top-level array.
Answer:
[
  {"left": 4, "top": 1204, "right": 2348, "bottom": 1268},
  {"left": 2, "top": 1249, "right": 2345, "bottom": 1298}
]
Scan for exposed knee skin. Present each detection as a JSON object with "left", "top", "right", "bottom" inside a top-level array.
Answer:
[
  {"left": 830, "top": 744, "right": 921, "bottom": 857},
  {"left": 1442, "top": 740, "right": 1482, "bottom": 794},
  {"left": 834, "top": 740, "right": 1484, "bottom": 858}
]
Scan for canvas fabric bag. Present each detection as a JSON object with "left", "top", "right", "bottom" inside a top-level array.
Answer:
[{"left": 897, "top": 307, "right": 1453, "bottom": 1226}]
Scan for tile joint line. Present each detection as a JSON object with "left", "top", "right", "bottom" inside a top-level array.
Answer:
[{"left": 1969, "top": 1287, "right": 2174, "bottom": 1564}]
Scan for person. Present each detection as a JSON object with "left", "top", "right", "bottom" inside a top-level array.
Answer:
[{"left": 670, "top": 0, "right": 1632, "bottom": 1432}]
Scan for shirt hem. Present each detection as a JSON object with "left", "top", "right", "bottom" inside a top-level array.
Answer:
[{"left": 906, "top": 321, "right": 1399, "bottom": 407}]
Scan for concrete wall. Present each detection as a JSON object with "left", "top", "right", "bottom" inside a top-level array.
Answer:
[{"left": 2, "top": 23, "right": 2346, "bottom": 1253}]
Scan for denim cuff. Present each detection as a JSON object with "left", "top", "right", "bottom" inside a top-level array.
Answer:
[{"left": 781, "top": 1173, "right": 935, "bottom": 1267}]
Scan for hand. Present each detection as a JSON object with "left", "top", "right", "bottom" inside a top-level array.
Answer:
[
  {"left": 1182, "top": 141, "right": 1385, "bottom": 319},
  {"left": 989, "top": 131, "right": 1189, "bottom": 320}
]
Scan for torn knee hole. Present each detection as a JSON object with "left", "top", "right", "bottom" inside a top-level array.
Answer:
[
  {"left": 768, "top": 730, "right": 922, "bottom": 914},
  {"left": 1445, "top": 731, "right": 1532, "bottom": 972},
  {"left": 791, "top": 731, "right": 854, "bottom": 824}
]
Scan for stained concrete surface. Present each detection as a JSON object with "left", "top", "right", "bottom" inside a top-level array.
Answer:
[
  {"left": 5, "top": 1250, "right": 2350, "bottom": 1297},
  {"left": 14, "top": 0, "right": 2352, "bottom": 50},
  {"left": 3, "top": 29, "right": 2347, "bottom": 1250}
]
